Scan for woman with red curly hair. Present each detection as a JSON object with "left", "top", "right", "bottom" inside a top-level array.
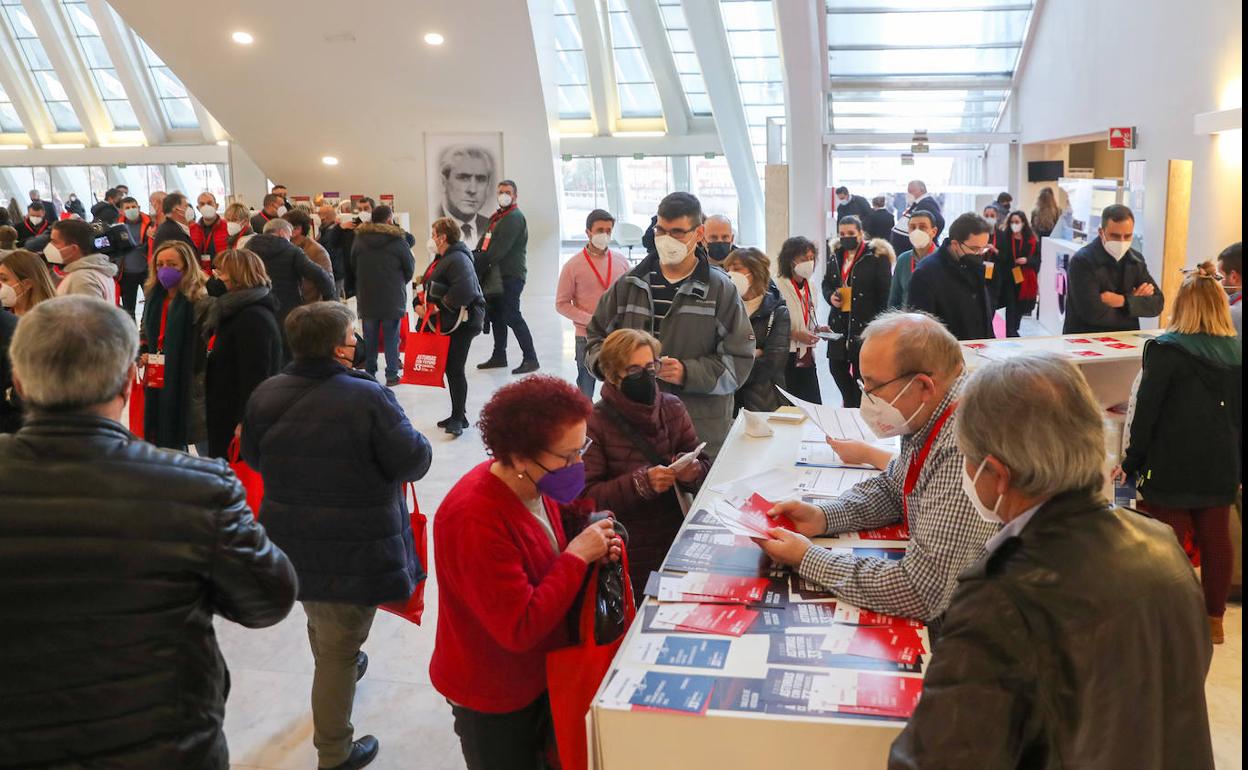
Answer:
[{"left": 430, "top": 375, "right": 622, "bottom": 769}]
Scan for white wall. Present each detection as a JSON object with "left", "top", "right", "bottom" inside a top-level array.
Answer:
[{"left": 1009, "top": 0, "right": 1242, "bottom": 269}]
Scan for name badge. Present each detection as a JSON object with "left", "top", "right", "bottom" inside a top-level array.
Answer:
[
  {"left": 144, "top": 354, "right": 166, "bottom": 389},
  {"left": 984, "top": 262, "right": 995, "bottom": 281},
  {"left": 839, "top": 286, "right": 852, "bottom": 312},
  {"left": 481, "top": 231, "right": 493, "bottom": 250},
  {"left": 1012, "top": 266, "right": 1025, "bottom": 284}
]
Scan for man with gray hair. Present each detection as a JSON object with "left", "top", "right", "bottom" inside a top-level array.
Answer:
[
  {"left": 889, "top": 352, "right": 1214, "bottom": 770},
  {"left": 890, "top": 178, "right": 944, "bottom": 256},
  {"left": 245, "top": 217, "right": 335, "bottom": 336},
  {"left": 438, "top": 144, "right": 494, "bottom": 246},
  {"left": 0, "top": 296, "right": 297, "bottom": 769},
  {"left": 762, "top": 310, "right": 998, "bottom": 622}
]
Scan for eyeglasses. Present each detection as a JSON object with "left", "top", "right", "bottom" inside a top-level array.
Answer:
[
  {"left": 653, "top": 225, "right": 695, "bottom": 239},
  {"left": 623, "top": 362, "right": 659, "bottom": 378},
  {"left": 542, "top": 436, "right": 594, "bottom": 468},
  {"left": 856, "top": 371, "right": 927, "bottom": 399}
]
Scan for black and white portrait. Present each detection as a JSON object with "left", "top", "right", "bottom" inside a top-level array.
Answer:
[{"left": 425, "top": 132, "right": 503, "bottom": 248}]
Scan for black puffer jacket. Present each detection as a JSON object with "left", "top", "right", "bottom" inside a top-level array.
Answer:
[
  {"left": 0, "top": 414, "right": 298, "bottom": 769},
  {"left": 246, "top": 234, "right": 335, "bottom": 328},
  {"left": 890, "top": 491, "right": 1214, "bottom": 770},
  {"left": 822, "top": 237, "right": 894, "bottom": 360},
  {"left": 424, "top": 240, "right": 486, "bottom": 333},
  {"left": 735, "top": 282, "right": 790, "bottom": 413}
]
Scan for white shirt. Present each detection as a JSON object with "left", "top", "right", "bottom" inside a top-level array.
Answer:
[
  {"left": 523, "top": 495, "right": 558, "bottom": 553},
  {"left": 984, "top": 499, "right": 1049, "bottom": 554}
]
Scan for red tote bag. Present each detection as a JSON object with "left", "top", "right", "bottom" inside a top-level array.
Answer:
[
  {"left": 380, "top": 483, "right": 429, "bottom": 624},
  {"left": 227, "top": 436, "right": 265, "bottom": 518},
  {"left": 127, "top": 372, "right": 144, "bottom": 438},
  {"left": 400, "top": 314, "right": 450, "bottom": 388},
  {"left": 547, "top": 551, "right": 635, "bottom": 770}
]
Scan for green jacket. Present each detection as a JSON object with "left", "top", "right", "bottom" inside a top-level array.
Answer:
[{"left": 479, "top": 207, "right": 528, "bottom": 285}]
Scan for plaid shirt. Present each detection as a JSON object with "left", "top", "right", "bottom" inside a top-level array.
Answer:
[{"left": 796, "top": 375, "right": 1000, "bottom": 621}]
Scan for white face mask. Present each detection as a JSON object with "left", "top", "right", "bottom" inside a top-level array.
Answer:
[
  {"left": 276, "top": 205, "right": 288, "bottom": 217},
  {"left": 1103, "top": 239, "right": 1131, "bottom": 261},
  {"left": 426, "top": 237, "right": 438, "bottom": 255},
  {"left": 961, "top": 458, "right": 1004, "bottom": 524},
  {"left": 905, "top": 193, "right": 917, "bottom": 205},
  {"left": 497, "top": 193, "right": 514, "bottom": 208},
  {"left": 123, "top": 208, "right": 140, "bottom": 222},
  {"left": 858, "top": 375, "right": 924, "bottom": 439},
  {"left": 357, "top": 211, "right": 372, "bottom": 223},
  {"left": 226, "top": 220, "right": 244, "bottom": 236},
  {"left": 0, "top": 282, "right": 19, "bottom": 308},
  {"left": 199, "top": 205, "right": 217, "bottom": 219},
  {"left": 837, "top": 197, "right": 849, "bottom": 206},
  {"left": 44, "top": 242, "right": 65, "bottom": 265},
  {"left": 984, "top": 216, "right": 997, "bottom": 226},
  {"left": 1010, "top": 222, "right": 1024, "bottom": 234},
  {"left": 28, "top": 215, "right": 43, "bottom": 226},
  {"left": 729, "top": 271, "right": 751, "bottom": 296},
  {"left": 793, "top": 260, "right": 816, "bottom": 280},
  {"left": 908, "top": 229, "right": 932, "bottom": 251},
  {"left": 654, "top": 234, "right": 690, "bottom": 266},
  {"left": 589, "top": 232, "right": 611, "bottom": 251}
]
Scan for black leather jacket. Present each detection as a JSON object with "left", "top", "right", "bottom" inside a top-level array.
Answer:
[
  {"left": 0, "top": 414, "right": 298, "bottom": 769},
  {"left": 890, "top": 490, "right": 1214, "bottom": 770}
]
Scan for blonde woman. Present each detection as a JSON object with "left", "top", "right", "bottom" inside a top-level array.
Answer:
[
  {"left": 223, "top": 202, "right": 254, "bottom": 249},
  {"left": 1030, "top": 186, "right": 1062, "bottom": 238},
  {"left": 0, "top": 249, "right": 58, "bottom": 315},
  {"left": 141, "top": 240, "right": 211, "bottom": 450},
  {"left": 1117, "top": 262, "right": 1242, "bottom": 643}
]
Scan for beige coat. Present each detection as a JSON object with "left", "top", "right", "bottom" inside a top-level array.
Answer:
[{"left": 295, "top": 235, "right": 335, "bottom": 301}]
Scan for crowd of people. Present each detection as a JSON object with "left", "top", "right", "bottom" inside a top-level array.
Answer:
[{"left": 0, "top": 177, "right": 1240, "bottom": 770}]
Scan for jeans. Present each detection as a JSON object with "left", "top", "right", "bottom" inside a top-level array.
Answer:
[
  {"left": 362, "top": 317, "right": 402, "bottom": 379},
  {"left": 446, "top": 323, "right": 476, "bottom": 420},
  {"left": 450, "top": 694, "right": 554, "bottom": 770},
  {"left": 574, "top": 336, "right": 597, "bottom": 399},
  {"left": 304, "top": 601, "right": 377, "bottom": 767},
  {"left": 490, "top": 278, "right": 537, "bottom": 362}
]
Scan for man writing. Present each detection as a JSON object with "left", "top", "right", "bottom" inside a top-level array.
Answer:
[
  {"left": 1063, "top": 204, "right": 1163, "bottom": 334},
  {"left": 704, "top": 214, "right": 736, "bottom": 268},
  {"left": 437, "top": 145, "right": 493, "bottom": 247},
  {"left": 760, "top": 311, "right": 999, "bottom": 622}
]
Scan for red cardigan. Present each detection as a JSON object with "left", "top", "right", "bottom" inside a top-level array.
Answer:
[{"left": 430, "top": 461, "right": 590, "bottom": 713}]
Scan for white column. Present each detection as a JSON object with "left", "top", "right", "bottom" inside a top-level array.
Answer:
[
  {"left": 624, "top": 0, "right": 689, "bottom": 135},
  {"left": 672, "top": 154, "right": 691, "bottom": 191},
  {"left": 573, "top": 0, "right": 619, "bottom": 136},
  {"left": 602, "top": 155, "right": 629, "bottom": 223},
  {"left": 775, "top": 0, "right": 826, "bottom": 248}
]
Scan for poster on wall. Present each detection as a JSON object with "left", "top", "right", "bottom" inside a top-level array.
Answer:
[{"left": 424, "top": 132, "right": 503, "bottom": 248}]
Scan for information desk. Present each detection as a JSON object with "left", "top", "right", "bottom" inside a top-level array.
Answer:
[
  {"left": 960, "top": 328, "right": 1161, "bottom": 407},
  {"left": 591, "top": 412, "right": 926, "bottom": 770}
]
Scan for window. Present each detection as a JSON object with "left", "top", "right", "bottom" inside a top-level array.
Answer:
[
  {"left": 134, "top": 36, "right": 199, "bottom": 129},
  {"left": 658, "top": 0, "right": 711, "bottom": 117},
  {"left": 554, "top": 0, "right": 591, "bottom": 120},
  {"left": 720, "top": 0, "right": 784, "bottom": 178},
  {"left": 0, "top": 83, "right": 24, "bottom": 133},
  {"left": 690, "top": 155, "right": 739, "bottom": 225},
  {"left": 619, "top": 155, "right": 675, "bottom": 226},
  {"left": 607, "top": 0, "right": 661, "bottom": 119},
  {"left": 560, "top": 156, "right": 609, "bottom": 240},
  {"left": 60, "top": 0, "right": 138, "bottom": 131},
  {"left": 1, "top": 0, "right": 81, "bottom": 131}
]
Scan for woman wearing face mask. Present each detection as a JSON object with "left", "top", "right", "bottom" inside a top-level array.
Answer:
[
  {"left": 431, "top": 375, "right": 622, "bottom": 769},
  {"left": 202, "top": 249, "right": 284, "bottom": 458},
  {"left": 223, "top": 202, "right": 254, "bottom": 250},
  {"left": 888, "top": 211, "right": 939, "bottom": 309},
  {"left": 723, "top": 247, "right": 790, "bottom": 414},
  {"left": 775, "top": 236, "right": 826, "bottom": 403},
  {"left": 140, "top": 241, "right": 211, "bottom": 451},
  {"left": 0, "top": 249, "right": 57, "bottom": 316},
  {"left": 582, "top": 329, "right": 708, "bottom": 599},
  {"left": 822, "top": 215, "right": 896, "bottom": 407},
  {"left": 997, "top": 211, "right": 1040, "bottom": 337},
  {"left": 416, "top": 217, "right": 486, "bottom": 437}
]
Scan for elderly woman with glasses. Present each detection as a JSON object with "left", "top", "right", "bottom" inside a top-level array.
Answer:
[
  {"left": 431, "top": 374, "right": 622, "bottom": 770},
  {"left": 583, "top": 328, "right": 710, "bottom": 595}
]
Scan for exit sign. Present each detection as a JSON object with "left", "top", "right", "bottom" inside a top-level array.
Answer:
[
  {"left": 1108, "top": 127, "right": 1136, "bottom": 149},
  {"left": 633, "top": 153, "right": 645, "bottom": 160}
]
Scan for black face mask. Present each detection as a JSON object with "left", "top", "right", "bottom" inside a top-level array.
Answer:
[
  {"left": 619, "top": 369, "right": 657, "bottom": 405},
  {"left": 707, "top": 241, "right": 733, "bottom": 263},
  {"left": 351, "top": 333, "right": 367, "bottom": 369},
  {"left": 841, "top": 237, "right": 860, "bottom": 252}
]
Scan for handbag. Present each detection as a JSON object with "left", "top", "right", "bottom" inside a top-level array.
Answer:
[
  {"left": 227, "top": 435, "right": 265, "bottom": 518},
  {"left": 400, "top": 313, "right": 450, "bottom": 388},
  {"left": 379, "top": 482, "right": 429, "bottom": 624},
  {"left": 127, "top": 369, "right": 144, "bottom": 438},
  {"left": 546, "top": 549, "right": 635, "bottom": 770}
]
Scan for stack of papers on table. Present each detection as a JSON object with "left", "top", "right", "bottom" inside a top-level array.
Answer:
[
  {"left": 710, "top": 496, "right": 796, "bottom": 540},
  {"left": 655, "top": 572, "right": 774, "bottom": 604},
  {"left": 794, "top": 467, "right": 881, "bottom": 498},
  {"left": 651, "top": 603, "right": 759, "bottom": 637}
]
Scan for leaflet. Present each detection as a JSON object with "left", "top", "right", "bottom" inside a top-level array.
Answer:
[
  {"left": 656, "top": 572, "right": 774, "bottom": 605},
  {"left": 626, "top": 636, "right": 731, "bottom": 669},
  {"left": 662, "top": 528, "right": 772, "bottom": 576},
  {"left": 766, "top": 633, "right": 923, "bottom": 674},
  {"left": 807, "top": 670, "right": 924, "bottom": 718},
  {"left": 711, "top": 497, "right": 795, "bottom": 541},
  {"left": 832, "top": 601, "right": 924, "bottom": 628},
  {"left": 709, "top": 465, "right": 806, "bottom": 501},
  {"left": 818, "top": 626, "right": 925, "bottom": 664},
  {"left": 602, "top": 668, "right": 716, "bottom": 715},
  {"left": 795, "top": 466, "right": 881, "bottom": 498},
  {"left": 668, "top": 442, "right": 707, "bottom": 472}
]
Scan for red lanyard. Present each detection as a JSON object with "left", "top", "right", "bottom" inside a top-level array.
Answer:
[
  {"left": 156, "top": 295, "right": 172, "bottom": 352},
  {"left": 26, "top": 219, "right": 48, "bottom": 235},
  {"left": 796, "top": 279, "right": 812, "bottom": 326},
  {"left": 422, "top": 257, "right": 439, "bottom": 285},
  {"left": 902, "top": 401, "right": 958, "bottom": 528},
  {"left": 583, "top": 248, "right": 612, "bottom": 290},
  {"left": 840, "top": 242, "right": 865, "bottom": 283},
  {"left": 1231, "top": 294, "right": 1242, "bottom": 306}
]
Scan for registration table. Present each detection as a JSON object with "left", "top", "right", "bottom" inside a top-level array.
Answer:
[{"left": 590, "top": 411, "right": 924, "bottom": 770}]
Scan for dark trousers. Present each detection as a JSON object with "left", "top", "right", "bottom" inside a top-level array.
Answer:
[
  {"left": 783, "top": 352, "right": 821, "bottom": 404},
  {"left": 999, "top": 283, "right": 1021, "bottom": 337},
  {"left": 120, "top": 271, "right": 145, "bottom": 319},
  {"left": 450, "top": 694, "right": 554, "bottom": 770},
  {"left": 362, "top": 317, "right": 401, "bottom": 379},
  {"left": 446, "top": 323, "right": 477, "bottom": 420},
  {"left": 489, "top": 278, "right": 537, "bottom": 362},
  {"left": 828, "top": 355, "right": 862, "bottom": 408},
  {"left": 1140, "top": 501, "right": 1233, "bottom": 617}
]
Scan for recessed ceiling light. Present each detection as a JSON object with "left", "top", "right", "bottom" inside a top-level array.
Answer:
[
  {"left": 232, "top": 31, "right": 254, "bottom": 45},
  {"left": 424, "top": 32, "right": 444, "bottom": 46},
  {"left": 321, "top": 156, "right": 339, "bottom": 166}
]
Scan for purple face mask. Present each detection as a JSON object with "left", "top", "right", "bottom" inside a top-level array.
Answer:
[
  {"left": 534, "top": 461, "right": 586, "bottom": 504},
  {"left": 157, "top": 266, "right": 183, "bottom": 290}
]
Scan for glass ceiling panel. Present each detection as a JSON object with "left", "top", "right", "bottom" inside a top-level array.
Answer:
[
  {"left": 608, "top": 0, "right": 661, "bottom": 118},
  {"left": 554, "top": 3, "right": 590, "bottom": 119},
  {"left": 830, "top": 46, "right": 1019, "bottom": 77},
  {"left": 2, "top": 3, "right": 81, "bottom": 131},
  {"left": 722, "top": 0, "right": 785, "bottom": 175},
  {"left": 658, "top": 0, "right": 711, "bottom": 117},
  {"left": 62, "top": 0, "right": 139, "bottom": 130},
  {"left": 828, "top": 9, "right": 1031, "bottom": 46},
  {"left": 136, "top": 37, "right": 200, "bottom": 129},
  {"left": 828, "top": 0, "right": 1030, "bottom": 8},
  {"left": 0, "top": 82, "right": 24, "bottom": 133}
]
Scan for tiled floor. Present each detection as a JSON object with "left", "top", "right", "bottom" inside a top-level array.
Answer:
[{"left": 218, "top": 292, "right": 1242, "bottom": 769}]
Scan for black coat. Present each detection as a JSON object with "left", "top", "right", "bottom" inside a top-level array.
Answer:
[
  {"left": 424, "top": 241, "right": 485, "bottom": 333},
  {"left": 242, "top": 359, "right": 433, "bottom": 605},
  {"left": 865, "top": 208, "right": 895, "bottom": 241},
  {"left": 90, "top": 200, "right": 119, "bottom": 224},
  {"left": 317, "top": 222, "right": 347, "bottom": 281},
  {"left": 835, "top": 194, "right": 872, "bottom": 223},
  {"left": 205, "top": 291, "right": 284, "bottom": 458},
  {"left": 152, "top": 219, "right": 197, "bottom": 254},
  {"left": 350, "top": 223, "right": 416, "bottom": 320},
  {"left": 0, "top": 414, "right": 297, "bottom": 769},
  {"left": 0, "top": 310, "right": 19, "bottom": 433},
  {"left": 1062, "top": 238, "right": 1164, "bottom": 334},
  {"left": 14, "top": 217, "right": 50, "bottom": 247},
  {"left": 1122, "top": 337, "right": 1242, "bottom": 507},
  {"left": 246, "top": 234, "right": 335, "bottom": 328},
  {"left": 908, "top": 242, "right": 993, "bottom": 341},
  {"left": 822, "top": 237, "right": 895, "bottom": 358},
  {"left": 890, "top": 195, "right": 944, "bottom": 254},
  {"left": 890, "top": 491, "right": 1214, "bottom": 770},
  {"left": 735, "top": 283, "right": 790, "bottom": 413}
]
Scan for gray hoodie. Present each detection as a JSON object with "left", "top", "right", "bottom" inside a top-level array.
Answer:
[{"left": 56, "top": 254, "right": 119, "bottom": 303}]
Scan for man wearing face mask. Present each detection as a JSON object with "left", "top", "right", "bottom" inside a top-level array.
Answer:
[
  {"left": 1217, "top": 241, "right": 1241, "bottom": 340},
  {"left": 889, "top": 352, "right": 1214, "bottom": 770},
  {"left": 556, "top": 209, "right": 630, "bottom": 398},
  {"left": 1063, "top": 204, "right": 1163, "bottom": 334},
  {"left": 834, "top": 186, "right": 872, "bottom": 224},
  {"left": 190, "top": 192, "right": 229, "bottom": 268},
  {"left": 317, "top": 204, "right": 348, "bottom": 299},
  {"left": 585, "top": 192, "right": 755, "bottom": 460},
  {"left": 704, "top": 214, "right": 736, "bottom": 268},
  {"left": 476, "top": 180, "right": 539, "bottom": 374},
  {"left": 761, "top": 311, "right": 998, "bottom": 623},
  {"left": 337, "top": 198, "right": 374, "bottom": 300},
  {"left": 116, "top": 197, "right": 153, "bottom": 318},
  {"left": 887, "top": 211, "right": 938, "bottom": 309},
  {"left": 908, "top": 212, "right": 994, "bottom": 341},
  {"left": 15, "top": 202, "right": 50, "bottom": 248},
  {"left": 28, "top": 188, "right": 59, "bottom": 223},
  {"left": 889, "top": 180, "right": 944, "bottom": 257},
  {"left": 153, "top": 192, "right": 200, "bottom": 256},
  {"left": 90, "top": 188, "right": 122, "bottom": 225},
  {"left": 250, "top": 193, "right": 287, "bottom": 237},
  {"left": 49, "top": 219, "right": 118, "bottom": 303}
]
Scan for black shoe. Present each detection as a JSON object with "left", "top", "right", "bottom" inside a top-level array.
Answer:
[
  {"left": 385, "top": 375, "right": 401, "bottom": 387},
  {"left": 322, "top": 735, "right": 379, "bottom": 770},
  {"left": 436, "top": 416, "right": 455, "bottom": 428},
  {"left": 355, "top": 651, "right": 368, "bottom": 682},
  {"left": 512, "top": 360, "right": 540, "bottom": 375},
  {"left": 477, "top": 357, "right": 508, "bottom": 370},
  {"left": 444, "top": 417, "right": 469, "bottom": 437}
]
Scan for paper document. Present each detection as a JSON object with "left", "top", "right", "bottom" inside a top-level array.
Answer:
[
  {"left": 710, "top": 465, "right": 806, "bottom": 501},
  {"left": 669, "top": 442, "right": 706, "bottom": 471},
  {"left": 795, "top": 466, "right": 880, "bottom": 498}
]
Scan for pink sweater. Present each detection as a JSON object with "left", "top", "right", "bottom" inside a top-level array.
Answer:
[{"left": 555, "top": 248, "right": 630, "bottom": 336}]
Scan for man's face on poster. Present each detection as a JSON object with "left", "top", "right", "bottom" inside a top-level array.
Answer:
[{"left": 442, "top": 154, "right": 492, "bottom": 220}]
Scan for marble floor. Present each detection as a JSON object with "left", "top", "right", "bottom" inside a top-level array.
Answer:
[{"left": 217, "top": 292, "right": 1242, "bottom": 770}]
